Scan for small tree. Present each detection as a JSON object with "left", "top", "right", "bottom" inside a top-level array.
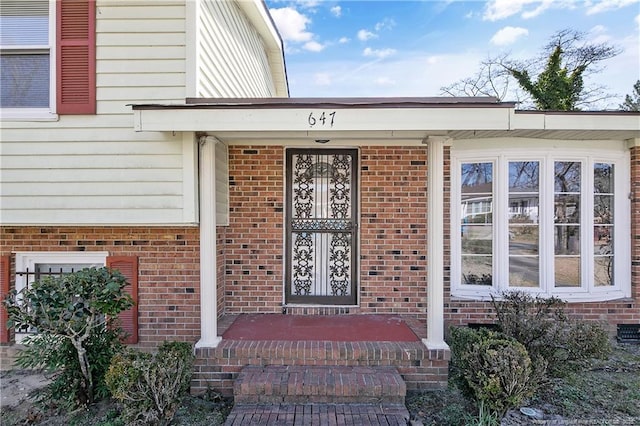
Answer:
[
  {"left": 442, "top": 29, "right": 620, "bottom": 110},
  {"left": 508, "top": 44, "right": 586, "bottom": 110},
  {"left": 620, "top": 80, "right": 640, "bottom": 111},
  {"left": 5, "top": 267, "right": 133, "bottom": 405}
]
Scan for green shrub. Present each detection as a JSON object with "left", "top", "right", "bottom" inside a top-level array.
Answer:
[
  {"left": 449, "top": 327, "right": 545, "bottom": 417},
  {"left": 491, "top": 291, "right": 611, "bottom": 376},
  {"left": 17, "top": 326, "right": 124, "bottom": 410},
  {"left": 5, "top": 267, "right": 133, "bottom": 407},
  {"left": 105, "top": 341, "right": 195, "bottom": 426},
  {"left": 448, "top": 326, "right": 491, "bottom": 399}
]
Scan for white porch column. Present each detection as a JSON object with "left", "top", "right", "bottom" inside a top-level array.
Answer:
[
  {"left": 423, "top": 138, "right": 450, "bottom": 351},
  {"left": 195, "top": 136, "right": 222, "bottom": 348}
]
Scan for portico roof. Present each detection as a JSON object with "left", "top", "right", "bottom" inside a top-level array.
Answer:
[{"left": 132, "top": 97, "right": 640, "bottom": 144}]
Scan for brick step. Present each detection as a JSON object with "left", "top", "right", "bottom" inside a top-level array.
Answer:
[
  {"left": 233, "top": 365, "right": 406, "bottom": 404},
  {"left": 224, "top": 403, "right": 410, "bottom": 425}
]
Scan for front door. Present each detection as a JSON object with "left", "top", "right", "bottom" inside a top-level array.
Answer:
[{"left": 285, "top": 148, "right": 358, "bottom": 305}]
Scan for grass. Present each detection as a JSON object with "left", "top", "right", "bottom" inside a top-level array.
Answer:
[{"left": 406, "top": 343, "right": 640, "bottom": 425}]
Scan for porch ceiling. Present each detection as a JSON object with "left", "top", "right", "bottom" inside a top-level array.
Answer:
[{"left": 131, "top": 97, "right": 640, "bottom": 143}]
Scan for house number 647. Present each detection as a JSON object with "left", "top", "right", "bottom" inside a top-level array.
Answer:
[{"left": 308, "top": 111, "right": 336, "bottom": 128}]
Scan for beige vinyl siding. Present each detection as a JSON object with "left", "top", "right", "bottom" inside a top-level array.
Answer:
[
  {"left": 0, "top": 0, "right": 283, "bottom": 225},
  {"left": 197, "top": 0, "right": 277, "bottom": 97},
  {"left": 0, "top": 1, "right": 194, "bottom": 225}
]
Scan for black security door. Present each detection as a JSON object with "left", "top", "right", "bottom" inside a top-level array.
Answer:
[{"left": 285, "top": 149, "right": 358, "bottom": 305}]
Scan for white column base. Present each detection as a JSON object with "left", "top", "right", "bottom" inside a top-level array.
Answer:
[
  {"left": 195, "top": 336, "right": 222, "bottom": 349},
  {"left": 422, "top": 338, "right": 450, "bottom": 351}
]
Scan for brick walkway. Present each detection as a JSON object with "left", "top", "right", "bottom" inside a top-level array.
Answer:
[{"left": 224, "top": 403, "right": 410, "bottom": 425}]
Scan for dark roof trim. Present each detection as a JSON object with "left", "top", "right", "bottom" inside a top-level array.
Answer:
[
  {"left": 131, "top": 96, "right": 514, "bottom": 110},
  {"left": 514, "top": 109, "right": 640, "bottom": 116}
]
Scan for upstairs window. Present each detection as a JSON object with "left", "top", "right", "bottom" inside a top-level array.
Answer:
[
  {"left": 0, "top": 0, "right": 52, "bottom": 111},
  {"left": 0, "top": 0, "right": 96, "bottom": 119}
]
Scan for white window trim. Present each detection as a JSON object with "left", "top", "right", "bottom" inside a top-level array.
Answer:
[
  {"left": 451, "top": 141, "right": 631, "bottom": 303},
  {"left": 15, "top": 251, "right": 109, "bottom": 292},
  {"left": 0, "top": 0, "right": 57, "bottom": 121}
]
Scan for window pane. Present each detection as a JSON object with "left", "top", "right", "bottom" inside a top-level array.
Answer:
[
  {"left": 36, "top": 263, "right": 96, "bottom": 276},
  {"left": 509, "top": 226, "right": 538, "bottom": 255},
  {"left": 594, "top": 163, "right": 614, "bottom": 287},
  {"left": 462, "top": 225, "right": 493, "bottom": 254},
  {"left": 554, "top": 195, "right": 580, "bottom": 224},
  {"left": 0, "top": 53, "right": 49, "bottom": 107},
  {"left": 462, "top": 256, "right": 492, "bottom": 285},
  {"left": 462, "top": 195, "right": 492, "bottom": 223},
  {"left": 594, "top": 163, "right": 614, "bottom": 194},
  {"left": 509, "top": 161, "right": 539, "bottom": 192},
  {"left": 461, "top": 162, "right": 492, "bottom": 193},
  {"left": 555, "top": 225, "right": 580, "bottom": 255},
  {"left": 555, "top": 161, "right": 581, "bottom": 193},
  {"left": 509, "top": 196, "right": 538, "bottom": 224},
  {"left": 594, "top": 226, "right": 613, "bottom": 254},
  {"left": 509, "top": 258, "right": 539, "bottom": 287},
  {"left": 0, "top": 0, "right": 49, "bottom": 46},
  {"left": 555, "top": 257, "right": 581, "bottom": 287},
  {"left": 460, "top": 162, "right": 493, "bottom": 287},
  {"left": 594, "top": 257, "right": 613, "bottom": 287},
  {"left": 594, "top": 195, "right": 613, "bottom": 224}
]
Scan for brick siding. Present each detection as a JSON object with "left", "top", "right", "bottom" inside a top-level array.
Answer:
[
  {"left": 223, "top": 146, "right": 430, "bottom": 317},
  {"left": 0, "top": 226, "right": 201, "bottom": 348}
]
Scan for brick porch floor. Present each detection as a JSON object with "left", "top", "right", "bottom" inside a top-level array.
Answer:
[{"left": 192, "top": 314, "right": 450, "bottom": 396}]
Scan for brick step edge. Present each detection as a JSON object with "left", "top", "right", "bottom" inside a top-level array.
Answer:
[
  {"left": 225, "top": 403, "right": 410, "bottom": 426},
  {"left": 233, "top": 365, "right": 406, "bottom": 405}
]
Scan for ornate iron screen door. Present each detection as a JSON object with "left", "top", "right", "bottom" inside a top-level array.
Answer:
[{"left": 285, "top": 148, "right": 358, "bottom": 305}]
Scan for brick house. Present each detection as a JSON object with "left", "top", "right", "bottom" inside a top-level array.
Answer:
[{"left": 1, "top": 1, "right": 639, "bottom": 395}]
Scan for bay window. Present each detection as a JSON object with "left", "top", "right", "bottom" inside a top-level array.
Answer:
[{"left": 452, "top": 143, "right": 630, "bottom": 302}]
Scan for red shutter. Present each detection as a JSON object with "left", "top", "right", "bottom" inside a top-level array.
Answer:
[
  {"left": 56, "top": 0, "right": 96, "bottom": 114},
  {"left": 0, "top": 256, "right": 11, "bottom": 344},
  {"left": 107, "top": 256, "right": 138, "bottom": 344}
]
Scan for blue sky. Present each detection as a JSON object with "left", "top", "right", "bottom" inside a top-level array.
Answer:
[{"left": 265, "top": 0, "right": 640, "bottom": 109}]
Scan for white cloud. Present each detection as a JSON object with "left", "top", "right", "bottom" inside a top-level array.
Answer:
[
  {"left": 330, "top": 6, "right": 342, "bottom": 17},
  {"left": 363, "top": 47, "right": 396, "bottom": 59},
  {"left": 374, "top": 18, "right": 396, "bottom": 31},
  {"left": 339, "top": 37, "right": 350, "bottom": 44},
  {"left": 483, "top": 0, "right": 573, "bottom": 21},
  {"left": 314, "top": 73, "right": 331, "bottom": 86},
  {"left": 587, "top": 24, "right": 612, "bottom": 43},
  {"left": 304, "top": 41, "right": 325, "bottom": 52},
  {"left": 490, "top": 26, "right": 529, "bottom": 46},
  {"left": 374, "top": 77, "right": 396, "bottom": 86},
  {"left": 285, "top": 50, "right": 487, "bottom": 98},
  {"left": 586, "top": 0, "right": 639, "bottom": 15},
  {"left": 297, "top": 0, "right": 320, "bottom": 8},
  {"left": 269, "top": 7, "right": 313, "bottom": 42},
  {"left": 636, "top": 13, "right": 640, "bottom": 28},
  {"left": 357, "top": 29, "right": 377, "bottom": 41}
]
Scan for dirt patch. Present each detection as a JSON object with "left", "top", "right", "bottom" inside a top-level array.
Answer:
[
  {"left": 1, "top": 370, "right": 51, "bottom": 409},
  {"left": 0, "top": 370, "right": 231, "bottom": 426}
]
